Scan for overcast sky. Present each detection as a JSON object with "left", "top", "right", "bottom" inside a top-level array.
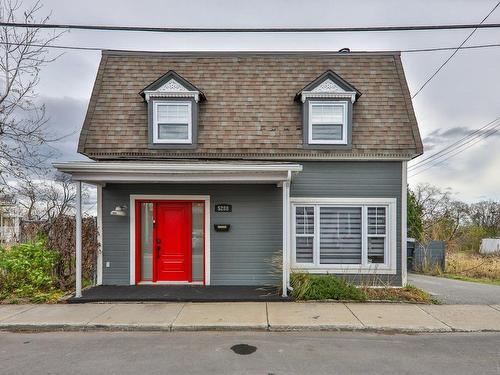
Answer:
[{"left": 26, "top": 0, "right": 500, "bottom": 202}]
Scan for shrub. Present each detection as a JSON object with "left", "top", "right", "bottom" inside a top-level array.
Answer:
[
  {"left": 290, "top": 273, "right": 366, "bottom": 301},
  {"left": 0, "top": 240, "right": 59, "bottom": 299}
]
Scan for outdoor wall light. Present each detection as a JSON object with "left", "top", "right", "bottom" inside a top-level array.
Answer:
[{"left": 110, "top": 206, "right": 128, "bottom": 216}]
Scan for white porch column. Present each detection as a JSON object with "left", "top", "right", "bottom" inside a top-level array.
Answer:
[
  {"left": 75, "top": 181, "right": 82, "bottom": 298},
  {"left": 282, "top": 174, "right": 291, "bottom": 297}
]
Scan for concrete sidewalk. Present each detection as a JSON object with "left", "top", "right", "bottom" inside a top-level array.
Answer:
[{"left": 1, "top": 302, "right": 500, "bottom": 333}]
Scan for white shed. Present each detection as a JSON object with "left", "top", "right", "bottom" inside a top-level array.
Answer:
[{"left": 479, "top": 238, "right": 500, "bottom": 254}]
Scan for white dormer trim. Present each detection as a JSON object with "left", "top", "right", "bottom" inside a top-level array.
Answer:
[
  {"left": 157, "top": 79, "right": 189, "bottom": 92},
  {"left": 143, "top": 78, "right": 200, "bottom": 103},
  {"left": 301, "top": 78, "right": 357, "bottom": 103},
  {"left": 311, "top": 79, "right": 345, "bottom": 93}
]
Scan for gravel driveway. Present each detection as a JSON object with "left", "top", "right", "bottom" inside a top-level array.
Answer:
[{"left": 408, "top": 273, "right": 500, "bottom": 304}]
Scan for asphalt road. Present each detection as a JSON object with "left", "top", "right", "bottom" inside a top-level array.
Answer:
[
  {"left": 408, "top": 273, "right": 500, "bottom": 304},
  {"left": 1, "top": 331, "right": 499, "bottom": 375}
]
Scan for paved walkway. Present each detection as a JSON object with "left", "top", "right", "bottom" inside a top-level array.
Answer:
[
  {"left": 1, "top": 302, "right": 500, "bottom": 332},
  {"left": 408, "top": 273, "right": 500, "bottom": 304}
]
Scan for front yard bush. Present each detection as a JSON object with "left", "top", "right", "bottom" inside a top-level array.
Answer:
[
  {"left": 0, "top": 240, "right": 60, "bottom": 302},
  {"left": 290, "top": 273, "right": 367, "bottom": 301},
  {"left": 290, "top": 273, "right": 435, "bottom": 303}
]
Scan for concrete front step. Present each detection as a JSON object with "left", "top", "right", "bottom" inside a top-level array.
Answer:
[{"left": 1, "top": 302, "right": 500, "bottom": 333}]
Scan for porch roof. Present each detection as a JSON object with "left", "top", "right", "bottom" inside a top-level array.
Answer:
[{"left": 53, "top": 161, "right": 303, "bottom": 185}]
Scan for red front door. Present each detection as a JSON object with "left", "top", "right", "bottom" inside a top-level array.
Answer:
[{"left": 155, "top": 202, "right": 192, "bottom": 282}]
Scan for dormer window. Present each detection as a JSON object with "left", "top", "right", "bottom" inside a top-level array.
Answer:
[
  {"left": 140, "top": 71, "right": 205, "bottom": 149},
  {"left": 153, "top": 101, "right": 192, "bottom": 143},
  {"left": 309, "top": 101, "right": 347, "bottom": 144},
  {"left": 296, "top": 70, "right": 361, "bottom": 148}
]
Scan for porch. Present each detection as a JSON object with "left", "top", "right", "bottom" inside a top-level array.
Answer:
[
  {"left": 68, "top": 285, "right": 288, "bottom": 303},
  {"left": 54, "top": 161, "right": 302, "bottom": 299}
]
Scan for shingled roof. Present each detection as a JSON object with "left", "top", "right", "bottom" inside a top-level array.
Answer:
[{"left": 78, "top": 50, "right": 422, "bottom": 160}]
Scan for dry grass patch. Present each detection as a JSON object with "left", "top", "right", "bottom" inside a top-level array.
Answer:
[
  {"left": 444, "top": 252, "right": 500, "bottom": 285},
  {"left": 362, "top": 285, "right": 437, "bottom": 304}
]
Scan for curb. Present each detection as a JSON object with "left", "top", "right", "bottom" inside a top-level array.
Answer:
[{"left": 0, "top": 323, "right": 497, "bottom": 334}]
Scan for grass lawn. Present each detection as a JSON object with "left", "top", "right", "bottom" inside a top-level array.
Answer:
[{"left": 441, "top": 273, "right": 500, "bottom": 286}]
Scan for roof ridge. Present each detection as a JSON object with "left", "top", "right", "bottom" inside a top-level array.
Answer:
[{"left": 101, "top": 49, "right": 401, "bottom": 57}]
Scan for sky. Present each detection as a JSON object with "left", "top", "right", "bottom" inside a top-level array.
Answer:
[{"left": 21, "top": 0, "right": 500, "bottom": 202}]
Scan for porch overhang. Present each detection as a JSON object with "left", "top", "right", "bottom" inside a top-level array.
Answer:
[
  {"left": 53, "top": 161, "right": 303, "bottom": 185},
  {"left": 56, "top": 160, "right": 300, "bottom": 299}
]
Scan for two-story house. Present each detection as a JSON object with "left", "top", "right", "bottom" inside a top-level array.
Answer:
[{"left": 55, "top": 50, "right": 422, "bottom": 299}]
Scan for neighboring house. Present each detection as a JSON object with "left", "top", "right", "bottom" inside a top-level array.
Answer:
[
  {"left": 55, "top": 50, "right": 422, "bottom": 297},
  {"left": 0, "top": 195, "right": 21, "bottom": 245}
]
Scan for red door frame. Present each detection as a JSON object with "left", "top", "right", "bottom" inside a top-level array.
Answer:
[{"left": 135, "top": 200, "right": 205, "bottom": 285}]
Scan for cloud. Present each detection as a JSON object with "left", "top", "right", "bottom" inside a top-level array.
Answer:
[
  {"left": 36, "top": 95, "right": 90, "bottom": 163},
  {"left": 422, "top": 126, "right": 500, "bottom": 153}
]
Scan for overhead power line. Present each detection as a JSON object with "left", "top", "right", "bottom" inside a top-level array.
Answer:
[
  {"left": 409, "top": 116, "right": 500, "bottom": 171},
  {"left": 2, "top": 40, "right": 500, "bottom": 54},
  {"left": 2, "top": 21, "right": 500, "bottom": 33},
  {"left": 411, "top": 1, "right": 500, "bottom": 99},
  {"left": 408, "top": 124, "right": 500, "bottom": 178}
]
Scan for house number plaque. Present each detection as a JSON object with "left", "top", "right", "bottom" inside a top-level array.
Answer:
[{"left": 215, "top": 203, "right": 232, "bottom": 213}]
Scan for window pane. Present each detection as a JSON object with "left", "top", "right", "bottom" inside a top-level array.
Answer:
[
  {"left": 295, "top": 206, "right": 314, "bottom": 235},
  {"left": 140, "top": 203, "right": 153, "bottom": 280},
  {"left": 192, "top": 202, "right": 204, "bottom": 282},
  {"left": 311, "top": 124, "right": 343, "bottom": 140},
  {"left": 157, "top": 103, "right": 189, "bottom": 123},
  {"left": 368, "top": 207, "right": 386, "bottom": 235},
  {"left": 158, "top": 123, "right": 189, "bottom": 140},
  {"left": 296, "top": 236, "right": 314, "bottom": 263},
  {"left": 311, "top": 104, "right": 344, "bottom": 124},
  {"left": 319, "top": 207, "right": 362, "bottom": 264},
  {"left": 368, "top": 237, "right": 385, "bottom": 264}
]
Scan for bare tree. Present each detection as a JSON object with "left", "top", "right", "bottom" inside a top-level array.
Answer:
[
  {"left": 43, "top": 173, "right": 76, "bottom": 220},
  {"left": 0, "top": 0, "right": 62, "bottom": 185},
  {"left": 14, "top": 173, "right": 39, "bottom": 220},
  {"left": 468, "top": 200, "right": 500, "bottom": 233},
  {"left": 14, "top": 172, "right": 77, "bottom": 220}
]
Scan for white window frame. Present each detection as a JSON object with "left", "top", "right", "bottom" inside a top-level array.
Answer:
[
  {"left": 291, "top": 197, "right": 397, "bottom": 274},
  {"left": 308, "top": 100, "right": 348, "bottom": 145},
  {"left": 294, "top": 205, "right": 316, "bottom": 264},
  {"left": 367, "top": 207, "right": 387, "bottom": 265},
  {"left": 153, "top": 101, "right": 192, "bottom": 144}
]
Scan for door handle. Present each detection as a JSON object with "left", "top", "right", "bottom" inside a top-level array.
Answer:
[{"left": 156, "top": 238, "right": 161, "bottom": 258}]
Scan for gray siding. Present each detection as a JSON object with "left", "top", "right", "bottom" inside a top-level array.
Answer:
[
  {"left": 291, "top": 161, "right": 403, "bottom": 286},
  {"left": 102, "top": 184, "right": 282, "bottom": 286},
  {"left": 101, "top": 161, "right": 403, "bottom": 287}
]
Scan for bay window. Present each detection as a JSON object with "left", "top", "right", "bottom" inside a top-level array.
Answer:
[{"left": 292, "top": 198, "right": 396, "bottom": 273}]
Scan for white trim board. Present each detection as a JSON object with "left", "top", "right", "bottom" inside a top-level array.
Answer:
[
  {"left": 96, "top": 185, "right": 103, "bottom": 285},
  {"left": 129, "top": 194, "right": 211, "bottom": 286},
  {"left": 401, "top": 161, "right": 408, "bottom": 286},
  {"left": 53, "top": 161, "right": 302, "bottom": 185}
]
